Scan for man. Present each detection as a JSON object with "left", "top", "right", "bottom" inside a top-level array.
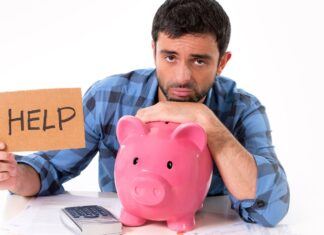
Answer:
[{"left": 0, "top": 0, "right": 289, "bottom": 227}]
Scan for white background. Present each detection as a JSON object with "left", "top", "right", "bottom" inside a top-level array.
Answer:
[{"left": 1, "top": 0, "right": 324, "bottom": 233}]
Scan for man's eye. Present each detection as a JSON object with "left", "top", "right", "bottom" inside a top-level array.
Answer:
[
  {"left": 194, "top": 58, "right": 205, "bottom": 65},
  {"left": 165, "top": 55, "right": 176, "bottom": 62}
]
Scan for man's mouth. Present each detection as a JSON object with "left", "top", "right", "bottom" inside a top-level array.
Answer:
[{"left": 169, "top": 88, "right": 192, "bottom": 97}]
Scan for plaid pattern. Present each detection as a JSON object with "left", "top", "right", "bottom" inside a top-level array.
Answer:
[{"left": 16, "top": 68, "right": 289, "bottom": 226}]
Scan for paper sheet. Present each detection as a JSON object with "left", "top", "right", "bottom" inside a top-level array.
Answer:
[{"left": 4, "top": 194, "right": 122, "bottom": 235}]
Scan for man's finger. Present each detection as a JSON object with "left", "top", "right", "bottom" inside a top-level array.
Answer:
[
  {"left": 0, "top": 152, "right": 14, "bottom": 161},
  {"left": 0, "top": 172, "right": 10, "bottom": 181},
  {"left": 0, "top": 142, "right": 6, "bottom": 150}
]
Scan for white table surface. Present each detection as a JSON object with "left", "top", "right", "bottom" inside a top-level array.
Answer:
[{"left": 0, "top": 190, "right": 319, "bottom": 235}]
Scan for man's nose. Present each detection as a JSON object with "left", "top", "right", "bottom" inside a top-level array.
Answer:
[{"left": 174, "top": 63, "right": 192, "bottom": 84}]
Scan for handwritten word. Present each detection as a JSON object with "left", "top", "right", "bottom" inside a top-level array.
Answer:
[{"left": 8, "top": 107, "right": 76, "bottom": 135}]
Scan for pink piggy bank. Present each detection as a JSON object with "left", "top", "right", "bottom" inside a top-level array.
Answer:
[{"left": 114, "top": 115, "right": 213, "bottom": 232}]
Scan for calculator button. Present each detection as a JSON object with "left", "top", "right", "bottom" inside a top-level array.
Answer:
[
  {"left": 98, "top": 208, "right": 109, "bottom": 216},
  {"left": 66, "top": 208, "right": 80, "bottom": 218}
]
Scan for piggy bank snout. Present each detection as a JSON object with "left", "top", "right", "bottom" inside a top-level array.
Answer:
[{"left": 131, "top": 174, "right": 169, "bottom": 206}]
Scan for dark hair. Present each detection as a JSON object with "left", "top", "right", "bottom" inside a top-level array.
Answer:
[{"left": 152, "top": 0, "right": 231, "bottom": 57}]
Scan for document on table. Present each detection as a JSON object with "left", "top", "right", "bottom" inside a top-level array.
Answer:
[
  {"left": 4, "top": 193, "right": 122, "bottom": 235},
  {"left": 3, "top": 193, "right": 296, "bottom": 235}
]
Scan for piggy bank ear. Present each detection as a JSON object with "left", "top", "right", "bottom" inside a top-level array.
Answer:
[
  {"left": 171, "top": 123, "right": 207, "bottom": 152},
  {"left": 116, "top": 115, "right": 149, "bottom": 144}
]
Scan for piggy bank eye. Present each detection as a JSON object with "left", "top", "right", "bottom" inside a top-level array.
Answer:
[
  {"left": 167, "top": 161, "right": 173, "bottom": 169},
  {"left": 133, "top": 157, "right": 139, "bottom": 165}
]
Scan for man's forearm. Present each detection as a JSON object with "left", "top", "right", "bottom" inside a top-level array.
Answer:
[
  {"left": 207, "top": 119, "right": 257, "bottom": 200},
  {"left": 10, "top": 164, "right": 41, "bottom": 196}
]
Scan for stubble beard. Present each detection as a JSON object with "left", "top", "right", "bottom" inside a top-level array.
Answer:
[{"left": 158, "top": 79, "right": 212, "bottom": 103}]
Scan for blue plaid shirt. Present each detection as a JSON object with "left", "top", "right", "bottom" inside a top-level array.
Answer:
[{"left": 16, "top": 68, "right": 289, "bottom": 226}]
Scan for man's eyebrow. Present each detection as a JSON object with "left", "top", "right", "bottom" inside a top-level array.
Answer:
[
  {"left": 190, "top": 54, "right": 213, "bottom": 60},
  {"left": 159, "top": 50, "right": 213, "bottom": 60},
  {"left": 159, "top": 49, "right": 178, "bottom": 55}
]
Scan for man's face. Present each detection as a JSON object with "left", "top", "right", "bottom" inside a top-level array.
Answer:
[{"left": 153, "top": 32, "right": 221, "bottom": 103}]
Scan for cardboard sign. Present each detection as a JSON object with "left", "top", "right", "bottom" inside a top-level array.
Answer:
[{"left": 0, "top": 88, "right": 85, "bottom": 152}]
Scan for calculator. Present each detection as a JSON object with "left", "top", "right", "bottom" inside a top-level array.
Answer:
[{"left": 60, "top": 205, "right": 122, "bottom": 235}]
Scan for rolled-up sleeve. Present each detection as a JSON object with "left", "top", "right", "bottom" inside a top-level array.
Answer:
[{"left": 230, "top": 98, "right": 290, "bottom": 226}]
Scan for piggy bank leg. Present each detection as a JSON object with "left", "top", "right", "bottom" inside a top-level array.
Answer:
[
  {"left": 167, "top": 215, "right": 195, "bottom": 232},
  {"left": 120, "top": 208, "right": 146, "bottom": 227}
]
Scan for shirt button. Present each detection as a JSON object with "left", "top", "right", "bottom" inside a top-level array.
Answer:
[{"left": 256, "top": 199, "right": 266, "bottom": 208}]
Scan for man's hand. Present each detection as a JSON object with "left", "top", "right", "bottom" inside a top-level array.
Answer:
[
  {"left": 136, "top": 101, "right": 216, "bottom": 134},
  {"left": 0, "top": 141, "right": 40, "bottom": 196},
  {"left": 0, "top": 142, "right": 18, "bottom": 192},
  {"left": 136, "top": 101, "right": 231, "bottom": 152}
]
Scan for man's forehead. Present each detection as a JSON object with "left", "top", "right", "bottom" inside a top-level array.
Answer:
[{"left": 155, "top": 32, "right": 219, "bottom": 56}]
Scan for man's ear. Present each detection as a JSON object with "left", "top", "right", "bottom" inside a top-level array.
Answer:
[
  {"left": 216, "top": 51, "right": 232, "bottom": 75},
  {"left": 151, "top": 40, "right": 155, "bottom": 50},
  {"left": 152, "top": 40, "right": 157, "bottom": 64}
]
